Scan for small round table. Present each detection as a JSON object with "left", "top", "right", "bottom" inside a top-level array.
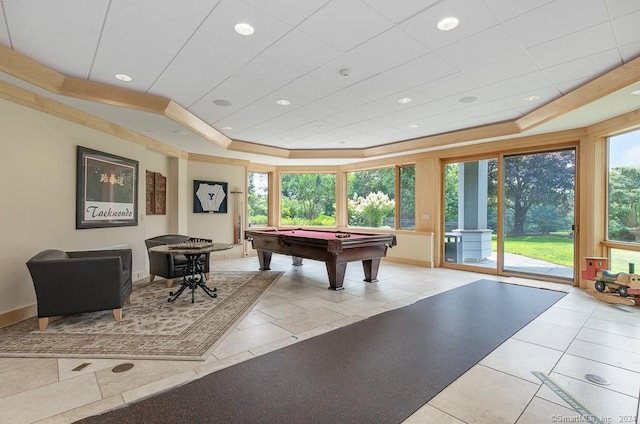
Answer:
[{"left": 148, "top": 243, "right": 233, "bottom": 303}]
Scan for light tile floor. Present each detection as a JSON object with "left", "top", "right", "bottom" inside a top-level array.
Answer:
[{"left": 1, "top": 256, "right": 639, "bottom": 424}]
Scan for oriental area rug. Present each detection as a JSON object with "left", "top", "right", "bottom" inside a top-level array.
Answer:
[{"left": 0, "top": 271, "right": 282, "bottom": 361}]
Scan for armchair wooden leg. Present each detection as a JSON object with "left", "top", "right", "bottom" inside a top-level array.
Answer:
[
  {"left": 149, "top": 274, "right": 156, "bottom": 283},
  {"left": 165, "top": 279, "right": 174, "bottom": 288},
  {"left": 38, "top": 317, "right": 49, "bottom": 332},
  {"left": 205, "top": 272, "right": 210, "bottom": 280},
  {"left": 113, "top": 308, "right": 123, "bottom": 321},
  {"left": 126, "top": 294, "right": 131, "bottom": 304}
]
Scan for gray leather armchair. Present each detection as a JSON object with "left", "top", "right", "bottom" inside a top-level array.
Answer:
[
  {"left": 144, "top": 235, "right": 211, "bottom": 288},
  {"left": 26, "top": 248, "right": 133, "bottom": 331}
]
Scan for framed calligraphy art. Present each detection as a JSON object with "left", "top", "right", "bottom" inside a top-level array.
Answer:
[{"left": 76, "top": 146, "right": 139, "bottom": 229}]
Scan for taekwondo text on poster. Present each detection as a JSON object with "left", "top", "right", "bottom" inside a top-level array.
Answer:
[
  {"left": 76, "top": 146, "right": 139, "bottom": 229},
  {"left": 193, "top": 180, "right": 228, "bottom": 213}
]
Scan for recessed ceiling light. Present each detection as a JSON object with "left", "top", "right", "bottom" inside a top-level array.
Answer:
[
  {"left": 222, "top": 126, "right": 232, "bottom": 130},
  {"left": 524, "top": 95, "right": 540, "bottom": 102},
  {"left": 631, "top": 89, "right": 640, "bottom": 95},
  {"left": 338, "top": 141, "right": 346, "bottom": 144},
  {"left": 114, "top": 74, "right": 132, "bottom": 82},
  {"left": 437, "top": 17, "right": 459, "bottom": 31},
  {"left": 276, "top": 99, "right": 291, "bottom": 106},
  {"left": 398, "top": 97, "right": 413, "bottom": 104},
  {"left": 213, "top": 99, "right": 232, "bottom": 106},
  {"left": 459, "top": 96, "right": 478, "bottom": 103},
  {"left": 408, "top": 124, "right": 419, "bottom": 129},
  {"left": 234, "top": 23, "right": 255, "bottom": 36}
]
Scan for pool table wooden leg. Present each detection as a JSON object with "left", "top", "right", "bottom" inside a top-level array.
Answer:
[
  {"left": 257, "top": 249, "right": 272, "bottom": 270},
  {"left": 326, "top": 262, "right": 347, "bottom": 290},
  {"left": 362, "top": 258, "right": 381, "bottom": 282}
]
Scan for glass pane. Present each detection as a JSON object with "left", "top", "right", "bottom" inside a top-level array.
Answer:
[
  {"left": 248, "top": 172, "right": 268, "bottom": 227},
  {"left": 503, "top": 150, "right": 575, "bottom": 279},
  {"left": 443, "top": 159, "right": 497, "bottom": 270},
  {"left": 609, "top": 248, "right": 640, "bottom": 273},
  {"left": 346, "top": 168, "right": 395, "bottom": 228},
  {"left": 281, "top": 173, "right": 336, "bottom": 226},
  {"left": 400, "top": 165, "right": 415, "bottom": 229},
  {"left": 608, "top": 130, "right": 640, "bottom": 244}
]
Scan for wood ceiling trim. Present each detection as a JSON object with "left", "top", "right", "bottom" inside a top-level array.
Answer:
[
  {"left": 2, "top": 45, "right": 640, "bottom": 161},
  {"left": 515, "top": 56, "right": 640, "bottom": 131},
  {"left": 0, "top": 79, "right": 186, "bottom": 158}
]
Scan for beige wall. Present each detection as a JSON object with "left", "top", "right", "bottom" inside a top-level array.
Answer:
[
  {"left": 3, "top": 90, "right": 640, "bottom": 323},
  {"left": 0, "top": 99, "right": 241, "bottom": 319}
]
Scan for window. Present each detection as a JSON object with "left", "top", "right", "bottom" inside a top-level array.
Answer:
[
  {"left": 608, "top": 130, "right": 640, "bottom": 244},
  {"left": 248, "top": 172, "right": 269, "bottom": 227},
  {"left": 280, "top": 173, "right": 336, "bottom": 226},
  {"left": 399, "top": 165, "right": 415, "bottom": 229},
  {"left": 346, "top": 165, "right": 415, "bottom": 229},
  {"left": 347, "top": 167, "right": 395, "bottom": 228}
]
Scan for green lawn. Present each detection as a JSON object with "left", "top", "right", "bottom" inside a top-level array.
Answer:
[{"left": 492, "top": 235, "right": 574, "bottom": 267}]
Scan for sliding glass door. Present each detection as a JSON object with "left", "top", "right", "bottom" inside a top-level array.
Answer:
[
  {"left": 502, "top": 149, "right": 576, "bottom": 280},
  {"left": 443, "top": 159, "right": 498, "bottom": 272}
]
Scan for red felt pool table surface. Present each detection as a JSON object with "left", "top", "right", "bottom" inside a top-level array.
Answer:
[{"left": 244, "top": 228, "right": 396, "bottom": 290}]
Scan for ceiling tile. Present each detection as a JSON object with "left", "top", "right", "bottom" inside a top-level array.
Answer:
[
  {"left": 361, "top": 0, "right": 441, "bottom": 23},
  {"left": 91, "top": 34, "right": 176, "bottom": 90},
  {"left": 605, "top": 0, "right": 640, "bottom": 18},
  {"left": 240, "top": 0, "right": 330, "bottom": 26},
  {"left": 348, "top": 100, "right": 396, "bottom": 119},
  {"left": 481, "top": 0, "right": 554, "bottom": 22},
  {"left": 103, "top": 1, "right": 194, "bottom": 54},
  {"left": 416, "top": 72, "right": 481, "bottom": 100},
  {"left": 619, "top": 40, "right": 640, "bottom": 62},
  {"left": 234, "top": 56, "right": 301, "bottom": 89},
  {"left": 502, "top": 86, "right": 562, "bottom": 110},
  {"left": 177, "top": 30, "right": 255, "bottom": 74},
  {"left": 148, "top": 57, "right": 229, "bottom": 108},
  {"left": 543, "top": 48, "right": 623, "bottom": 84},
  {"left": 189, "top": 76, "right": 273, "bottom": 123},
  {"left": 485, "top": 71, "right": 553, "bottom": 98},
  {"left": 120, "top": 0, "right": 220, "bottom": 28},
  {"left": 504, "top": 0, "right": 609, "bottom": 48},
  {"left": 261, "top": 29, "right": 342, "bottom": 72},
  {"left": 309, "top": 52, "right": 381, "bottom": 87},
  {"left": 3, "top": 2, "right": 105, "bottom": 78},
  {"left": 528, "top": 22, "right": 617, "bottom": 69},
  {"left": 347, "top": 73, "right": 409, "bottom": 101},
  {"left": 4, "top": 0, "right": 109, "bottom": 30},
  {"left": 320, "top": 89, "right": 371, "bottom": 111},
  {"left": 400, "top": 0, "right": 499, "bottom": 50},
  {"left": 612, "top": 10, "right": 640, "bottom": 46},
  {"left": 296, "top": 0, "right": 393, "bottom": 52},
  {"left": 464, "top": 50, "right": 540, "bottom": 86},
  {"left": 198, "top": 0, "right": 292, "bottom": 54},
  {"left": 391, "top": 52, "right": 457, "bottom": 86},
  {"left": 348, "top": 27, "right": 430, "bottom": 72},
  {"left": 436, "top": 25, "right": 523, "bottom": 70},
  {"left": 291, "top": 102, "right": 341, "bottom": 120},
  {"left": 279, "top": 75, "right": 341, "bottom": 101}
]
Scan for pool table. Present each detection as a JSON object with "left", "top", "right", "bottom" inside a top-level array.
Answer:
[{"left": 244, "top": 228, "right": 396, "bottom": 290}]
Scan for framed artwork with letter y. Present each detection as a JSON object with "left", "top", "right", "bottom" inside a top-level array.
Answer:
[{"left": 194, "top": 180, "right": 228, "bottom": 213}]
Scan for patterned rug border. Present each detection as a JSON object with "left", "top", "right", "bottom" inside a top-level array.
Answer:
[{"left": 0, "top": 271, "right": 283, "bottom": 361}]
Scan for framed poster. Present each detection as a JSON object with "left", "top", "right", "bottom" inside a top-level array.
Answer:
[
  {"left": 194, "top": 180, "right": 228, "bottom": 213},
  {"left": 76, "top": 146, "right": 139, "bottom": 229}
]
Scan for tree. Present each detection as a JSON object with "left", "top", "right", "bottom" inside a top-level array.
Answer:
[
  {"left": 281, "top": 173, "right": 336, "bottom": 222},
  {"left": 499, "top": 151, "right": 575, "bottom": 236},
  {"left": 609, "top": 166, "right": 640, "bottom": 240}
]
